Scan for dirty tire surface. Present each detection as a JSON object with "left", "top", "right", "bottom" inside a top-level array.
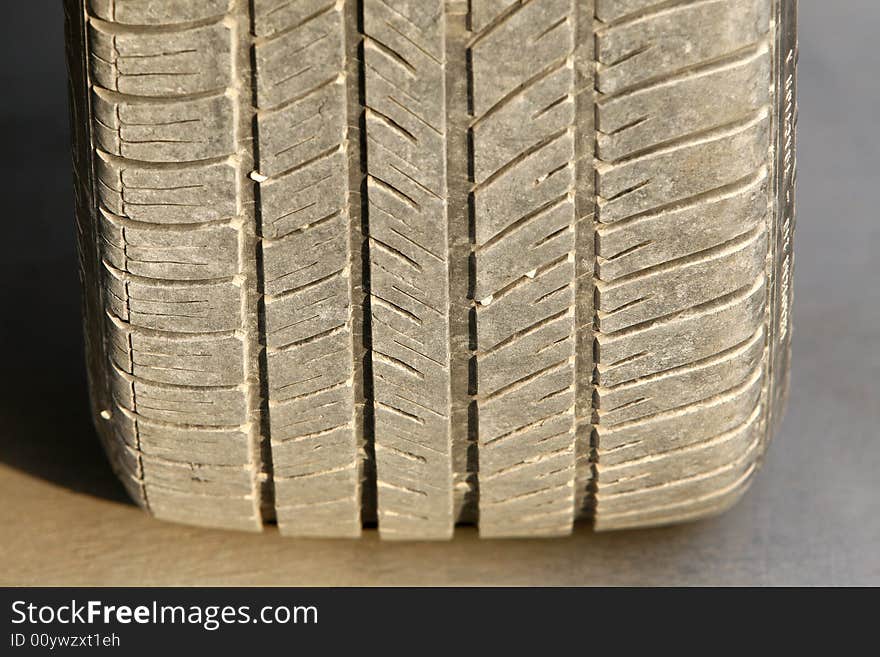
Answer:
[{"left": 65, "top": 0, "right": 798, "bottom": 538}]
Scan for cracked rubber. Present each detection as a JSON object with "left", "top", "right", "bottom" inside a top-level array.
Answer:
[{"left": 65, "top": 0, "right": 797, "bottom": 538}]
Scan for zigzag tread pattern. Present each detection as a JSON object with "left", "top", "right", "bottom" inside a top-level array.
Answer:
[
  {"left": 470, "top": 0, "right": 580, "bottom": 538},
  {"left": 253, "top": 0, "right": 363, "bottom": 537},
  {"left": 68, "top": 0, "right": 793, "bottom": 538},
  {"left": 363, "top": 0, "right": 454, "bottom": 540}
]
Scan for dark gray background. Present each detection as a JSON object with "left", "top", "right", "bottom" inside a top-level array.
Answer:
[{"left": 0, "top": 2, "right": 876, "bottom": 585}]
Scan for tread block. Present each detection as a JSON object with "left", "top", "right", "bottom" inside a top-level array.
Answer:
[
  {"left": 257, "top": 149, "right": 348, "bottom": 241},
  {"left": 473, "top": 133, "right": 573, "bottom": 247},
  {"left": 472, "top": 65, "right": 574, "bottom": 184},
  {"left": 264, "top": 271, "right": 349, "bottom": 349},
  {"left": 267, "top": 344, "right": 353, "bottom": 407},
  {"left": 252, "top": 0, "right": 336, "bottom": 38},
  {"left": 253, "top": 6, "right": 344, "bottom": 109},
  {"left": 109, "top": 366, "right": 248, "bottom": 426},
  {"left": 470, "top": 0, "right": 573, "bottom": 116},
  {"left": 596, "top": 0, "right": 770, "bottom": 94},
  {"left": 106, "top": 318, "right": 245, "bottom": 387},
  {"left": 598, "top": 404, "right": 762, "bottom": 496},
  {"left": 95, "top": 156, "right": 239, "bottom": 224},
  {"left": 594, "top": 473, "right": 755, "bottom": 530},
  {"left": 103, "top": 267, "right": 242, "bottom": 333},
  {"left": 595, "top": 277, "right": 766, "bottom": 387},
  {"left": 92, "top": 90, "right": 234, "bottom": 163},
  {"left": 88, "top": 21, "right": 232, "bottom": 96},
  {"left": 596, "top": 228, "right": 767, "bottom": 333},
  {"left": 141, "top": 456, "right": 254, "bottom": 497},
  {"left": 477, "top": 317, "right": 574, "bottom": 396},
  {"left": 596, "top": 430, "right": 760, "bottom": 516},
  {"left": 597, "top": 47, "right": 771, "bottom": 162},
  {"left": 146, "top": 488, "right": 259, "bottom": 532},
  {"left": 596, "top": 172, "right": 769, "bottom": 280},
  {"left": 88, "top": 0, "right": 231, "bottom": 25},
  {"left": 474, "top": 200, "right": 574, "bottom": 299},
  {"left": 255, "top": 80, "right": 346, "bottom": 177},
  {"left": 476, "top": 259, "right": 573, "bottom": 351},
  {"left": 110, "top": 411, "right": 251, "bottom": 467},
  {"left": 595, "top": 327, "right": 765, "bottom": 426},
  {"left": 261, "top": 215, "right": 348, "bottom": 301},
  {"left": 479, "top": 365, "right": 575, "bottom": 445},
  {"left": 470, "top": 0, "right": 518, "bottom": 34},
  {"left": 268, "top": 384, "right": 352, "bottom": 440},
  {"left": 99, "top": 211, "right": 240, "bottom": 281},
  {"left": 274, "top": 499, "right": 361, "bottom": 538},
  {"left": 596, "top": 116, "right": 770, "bottom": 223},
  {"left": 596, "top": 367, "right": 764, "bottom": 466}
]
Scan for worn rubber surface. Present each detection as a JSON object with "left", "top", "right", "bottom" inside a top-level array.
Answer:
[{"left": 65, "top": 0, "right": 797, "bottom": 538}]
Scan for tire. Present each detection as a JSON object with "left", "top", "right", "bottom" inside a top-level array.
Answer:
[{"left": 64, "top": 0, "right": 797, "bottom": 538}]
